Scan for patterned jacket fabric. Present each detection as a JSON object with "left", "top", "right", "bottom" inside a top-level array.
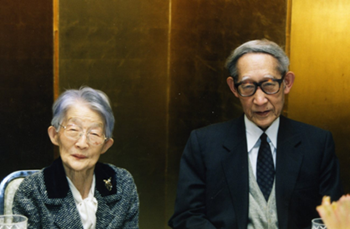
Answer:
[{"left": 12, "top": 157, "right": 139, "bottom": 229}]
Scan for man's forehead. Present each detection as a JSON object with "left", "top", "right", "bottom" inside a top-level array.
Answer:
[
  {"left": 241, "top": 75, "right": 276, "bottom": 81},
  {"left": 236, "top": 54, "right": 279, "bottom": 78}
]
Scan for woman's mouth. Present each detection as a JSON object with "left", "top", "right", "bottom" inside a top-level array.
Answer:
[{"left": 72, "top": 154, "right": 87, "bottom": 159}]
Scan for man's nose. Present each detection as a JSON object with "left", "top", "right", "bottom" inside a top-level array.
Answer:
[{"left": 253, "top": 87, "right": 268, "bottom": 105}]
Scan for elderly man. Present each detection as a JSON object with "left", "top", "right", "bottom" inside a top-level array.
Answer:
[{"left": 168, "top": 39, "right": 343, "bottom": 229}]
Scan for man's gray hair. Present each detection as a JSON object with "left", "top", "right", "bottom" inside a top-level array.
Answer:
[
  {"left": 51, "top": 86, "right": 115, "bottom": 139},
  {"left": 225, "top": 39, "right": 290, "bottom": 82}
]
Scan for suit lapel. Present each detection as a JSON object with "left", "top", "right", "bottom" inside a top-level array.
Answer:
[
  {"left": 95, "top": 192, "right": 121, "bottom": 229},
  {"left": 275, "top": 116, "right": 303, "bottom": 229},
  {"left": 50, "top": 192, "right": 83, "bottom": 229},
  {"left": 221, "top": 116, "right": 249, "bottom": 229},
  {"left": 43, "top": 158, "right": 83, "bottom": 228},
  {"left": 220, "top": 116, "right": 304, "bottom": 229},
  {"left": 43, "top": 158, "right": 120, "bottom": 229},
  {"left": 94, "top": 162, "right": 121, "bottom": 229}
]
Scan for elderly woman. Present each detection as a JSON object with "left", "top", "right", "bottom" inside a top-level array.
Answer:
[{"left": 13, "top": 87, "right": 139, "bottom": 229}]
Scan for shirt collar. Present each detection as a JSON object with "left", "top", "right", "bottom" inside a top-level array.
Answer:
[
  {"left": 67, "top": 174, "right": 96, "bottom": 203},
  {"left": 67, "top": 175, "right": 97, "bottom": 229},
  {"left": 245, "top": 115, "right": 280, "bottom": 151}
]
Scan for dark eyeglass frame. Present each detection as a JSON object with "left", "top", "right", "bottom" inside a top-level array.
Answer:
[{"left": 234, "top": 76, "right": 285, "bottom": 97}]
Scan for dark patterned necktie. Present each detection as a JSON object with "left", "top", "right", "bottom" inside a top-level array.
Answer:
[{"left": 257, "top": 133, "right": 275, "bottom": 201}]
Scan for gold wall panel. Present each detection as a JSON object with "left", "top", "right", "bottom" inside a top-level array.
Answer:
[
  {"left": 289, "top": 0, "right": 350, "bottom": 192},
  {"left": 57, "top": 0, "right": 287, "bottom": 227},
  {"left": 167, "top": 0, "right": 288, "bottom": 226},
  {"left": 58, "top": 0, "right": 169, "bottom": 228}
]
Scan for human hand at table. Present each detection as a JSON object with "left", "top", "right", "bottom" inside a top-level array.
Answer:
[{"left": 316, "top": 195, "right": 350, "bottom": 229}]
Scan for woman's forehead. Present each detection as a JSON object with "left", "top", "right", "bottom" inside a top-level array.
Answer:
[
  {"left": 65, "top": 117, "right": 104, "bottom": 127},
  {"left": 64, "top": 104, "right": 104, "bottom": 126}
]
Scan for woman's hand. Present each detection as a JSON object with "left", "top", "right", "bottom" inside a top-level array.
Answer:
[{"left": 316, "top": 195, "right": 350, "bottom": 229}]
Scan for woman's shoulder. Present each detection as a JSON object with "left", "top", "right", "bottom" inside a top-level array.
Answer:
[
  {"left": 94, "top": 163, "right": 138, "bottom": 201},
  {"left": 15, "top": 170, "right": 45, "bottom": 197},
  {"left": 106, "top": 164, "right": 135, "bottom": 183},
  {"left": 18, "top": 170, "right": 44, "bottom": 186},
  {"left": 96, "top": 163, "right": 136, "bottom": 188}
]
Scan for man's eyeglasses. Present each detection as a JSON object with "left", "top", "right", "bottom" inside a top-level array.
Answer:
[
  {"left": 60, "top": 124, "right": 107, "bottom": 146},
  {"left": 234, "top": 77, "right": 284, "bottom": 97}
]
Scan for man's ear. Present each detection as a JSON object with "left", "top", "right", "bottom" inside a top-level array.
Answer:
[
  {"left": 283, "top": 71, "right": 295, "bottom": 94},
  {"left": 227, "top": 76, "right": 239, "bottom": 98},
  {"left": 48, "top": 126, "right": 59, "bottom": 146},
  {"left": 100, "top": 138, "right": 114, "bottom": 155}
]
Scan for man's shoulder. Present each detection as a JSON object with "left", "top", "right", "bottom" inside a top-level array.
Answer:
[
  {"left": 195, "top": 118, "right": 240, "bottom": 132},
  {"left": 190, "top": 117, "right": 243, "bottom": 141},
  {"left": 281, "top": 116, "right": 332, "bottom": 139},
  {"left": 282, "top": 116, "right": 330, "bottom": 132}
]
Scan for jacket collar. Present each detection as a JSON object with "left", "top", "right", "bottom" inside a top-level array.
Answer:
[
  {"left": 222, "top": 114, "right": 246, "bottom": 152},
  {"left": 275, "top": 116, "right": 303, "bottom": 229},
  {"left": 221, "top": 115, "right": 249, "bottom": 229},
  {"left": 44, "top": 157, "right": 117, "bottom": 199},
  {"left": 221, "top": 115, "right": 304, "bottom": 229}
]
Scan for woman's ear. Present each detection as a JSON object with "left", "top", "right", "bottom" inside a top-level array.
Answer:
[
  {"left": 283, "top": 71, "right": 295, "bottom": 94},
  {"left": 48, "top": 126, "right": 59, "bottom": 146},
  {"left": 101, "top": 138, "right": 114, "bottom": 155},
  {"left": 227, "top": 76, "right": 239, "bottom": 97}
]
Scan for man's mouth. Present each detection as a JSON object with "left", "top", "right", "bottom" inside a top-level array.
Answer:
[{"left": 255, "top": 110, "right": 270, "bottom": 116}]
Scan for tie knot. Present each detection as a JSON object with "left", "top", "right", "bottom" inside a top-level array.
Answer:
[{"left": 260, "top": 133, "right": 268, "bottom": 142}]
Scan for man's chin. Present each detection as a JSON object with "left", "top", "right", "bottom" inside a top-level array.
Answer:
[{"left": 252, "top": 117, "right": 276, "bottom": 130}]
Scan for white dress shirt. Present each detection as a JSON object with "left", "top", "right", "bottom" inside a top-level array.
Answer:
[
  {"left": 67, "top": 175, "right": 98, "bottom": 229},
  {"left": 245, "top": 115, "right": 279, "bottom": 179}
]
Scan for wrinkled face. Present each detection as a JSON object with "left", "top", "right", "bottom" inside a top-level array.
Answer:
[
  {"left": 49, "top": 102, "right": 113, "bottom": 175},
  {"left": 228, "top": 53, "right": 294, "bottom": 130}
]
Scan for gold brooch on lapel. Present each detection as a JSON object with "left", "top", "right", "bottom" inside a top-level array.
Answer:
[{"left": 103, "top": 177, "right": 112, "bottom": 191}]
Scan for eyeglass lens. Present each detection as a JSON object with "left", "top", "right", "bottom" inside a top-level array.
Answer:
[
  {"left": 238, "top": 79, "right": 281, "bottom": 96},
  {"left": 62, "top": 124, "right": 105, "bottom": 145}
]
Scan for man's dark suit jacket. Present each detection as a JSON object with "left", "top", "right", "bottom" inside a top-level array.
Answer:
[{"left": 169, "top": 115, "right": 343, "bottom": 229}]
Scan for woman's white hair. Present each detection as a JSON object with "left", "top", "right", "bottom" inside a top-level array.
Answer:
[{"left": 51, "top": 86, "right": 115, "bottom": 139}]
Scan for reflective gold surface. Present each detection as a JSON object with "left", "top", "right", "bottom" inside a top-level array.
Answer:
[
  {"left": 57, "top": 0, "right": 287, "bottom": 228},
  {"left": 6, "top": 0, "right": 350, "bottom": 228},
  {"left": 289, "top": 0, "right": 350, "bottom": 193},
  {"left": 58, "top": 1, "right": 169, "bottom": 228},
  {"left": 2, "top": 0, "right": 350, "bottom": 227},
  {"left": 1, "top": 0, "right": 289, "bottom": 228}
]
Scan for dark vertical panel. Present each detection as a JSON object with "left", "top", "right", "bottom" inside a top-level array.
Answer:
[
  {"left": 58, "top": 0, "right": 169, "bottom": 228},
  {"left": 0, "top": 0, "right": 54, "bottom": 181},
  {"left": 167, "top": 0, "right": 288, "bottom": 224}
]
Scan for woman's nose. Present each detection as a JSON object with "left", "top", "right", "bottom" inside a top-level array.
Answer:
[{"left": 75, "top": 133, "right": 89, "bottom": 148}]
